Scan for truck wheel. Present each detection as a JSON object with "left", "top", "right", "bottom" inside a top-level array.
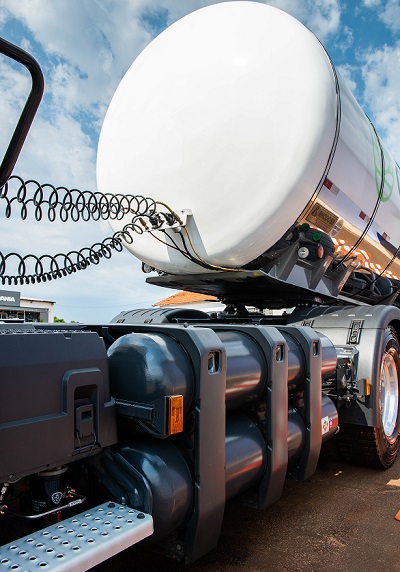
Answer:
[{"left": 336, "top": 327, "right": 400, "bottom": 469}]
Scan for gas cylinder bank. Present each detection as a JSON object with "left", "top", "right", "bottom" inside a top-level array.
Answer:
[{"left": 1, "top": 3, "right": 400, "bottom": 569}]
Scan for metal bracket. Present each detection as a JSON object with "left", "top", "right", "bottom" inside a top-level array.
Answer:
[
  {"left": 331, "top": 260, "right": 357, "bottom": 296},
  {"left": 269, "top": 242, "right": 300, "bottom": 282},
  {"left": 143, "top": 208, "right": 192, "bottom": 232},
  {"left": 115, "top": 396, "right": 170, "bottom": 437},
  {"left": 167, "top": 327, "right": 226, "bottom": 564},
  {"left": 308, "top": 254, "right": 334, "bottom": 290},
  {"left": 279, "top": 326, "right": 322, "bottom": 480}
]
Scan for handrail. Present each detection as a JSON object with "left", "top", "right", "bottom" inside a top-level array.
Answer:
[{"left": 0, "top": 37, "right": 44, "bottom": 188}]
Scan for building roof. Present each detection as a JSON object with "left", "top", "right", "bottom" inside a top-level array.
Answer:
[
  {"left": 21, "top": 297, "right": 55, "bottom": 304},
  {"left": 154, "top": 291, "right": 218, "bottom": 307}
]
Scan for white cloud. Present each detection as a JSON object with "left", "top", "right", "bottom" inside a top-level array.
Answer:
[
  {"left": 334, "top": 24, "right": 354, "bottom": 54},
  {"left": 379, "top": 0, "right": 400, "bottom": 33},
  {"left": 337, "top": 63, "right": 358, "bottom": 95},
  {"left": 1, "top": 0, "right": 152, "bottom": 123},
  {"left": 361, "top": 0, "right": 400, "bottom": 33},
  {"left": 22, "top": 114, "right": 96, "bottom": 188},
  {"left": 362, "top": 0, "right": 381, "bottom": 7},
  {"left": 298, "top": 0, "right": 342, "bottom": 40},
  {"left": 202, "top": 1, "right": 344, "bottom": 41},
  {"left": 361, "top": 41, "right": 400, "bottom": 161}
]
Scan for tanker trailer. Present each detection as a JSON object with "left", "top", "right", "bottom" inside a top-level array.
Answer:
[
  {"left": 97, "top": 1, "right": 400, "bottom": 310},
  {"left": 1, "top": 2, "right": 400, "bottom": 569}
]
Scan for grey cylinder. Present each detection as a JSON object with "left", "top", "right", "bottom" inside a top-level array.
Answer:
[
  {"left": 215, "top": 331, "right": 266, "bottom": 409},
  {"left": 107, "top": 332, "right": 194, "bottom": 414},
  {"left": 279, "top": 331, "right": 306, "bottom": 393},
  {"left": 111, "top": 438, "right": 194, "bottom": 542},
  {"left": 225, "top": 413, "right": 267, "bottom": 500},
  {"left": 317, "top": 332, "right": 338, "bottom": 382},
  {"left": 288, "top": 408, "right": 306, "bottom": 460}
]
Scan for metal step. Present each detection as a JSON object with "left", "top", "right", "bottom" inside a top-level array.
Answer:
[{"left": 0, "top": 502, "right": 153, "bottom": 571}]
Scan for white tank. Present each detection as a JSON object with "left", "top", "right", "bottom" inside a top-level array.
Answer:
[{"left": 97, "top": 1, "right": 400, "bottom": 279}]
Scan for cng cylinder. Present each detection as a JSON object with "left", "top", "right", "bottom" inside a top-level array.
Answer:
[{"left": 97, "top": 2, "right": 400, "bottom": 280}]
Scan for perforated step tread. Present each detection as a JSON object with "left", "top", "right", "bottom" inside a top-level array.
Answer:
[{"left": 0, "top": 502, "right": 153, "bottom": 571}]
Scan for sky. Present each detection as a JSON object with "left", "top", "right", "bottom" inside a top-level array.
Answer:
[{"left": 0, "top": 0, "right": 399, "bottom": 323}]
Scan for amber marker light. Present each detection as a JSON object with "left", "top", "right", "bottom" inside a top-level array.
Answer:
[{"left": 168, "top": 395, "right": 184, "bottom": 435}]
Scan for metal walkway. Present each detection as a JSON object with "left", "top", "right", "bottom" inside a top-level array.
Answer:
[{"left": 0, "top": 502, "right": 153, "bottom": 571}]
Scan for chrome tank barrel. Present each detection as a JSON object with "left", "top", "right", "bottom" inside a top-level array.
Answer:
[{"left": 97, "top": 2, "right": 400, "bottom": 281}]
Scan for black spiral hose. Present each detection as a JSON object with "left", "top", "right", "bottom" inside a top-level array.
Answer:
[{"left": 0, "top": 175, "right": 173, "bottom": 285}]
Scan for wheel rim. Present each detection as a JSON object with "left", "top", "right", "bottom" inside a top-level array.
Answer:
[{"left": 381, "top": 351, "right": 399, "bottom": 440}]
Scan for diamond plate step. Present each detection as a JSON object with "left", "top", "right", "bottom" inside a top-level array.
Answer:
[{"left": 0, "top": 502, "right": 153, "bottom": 571}]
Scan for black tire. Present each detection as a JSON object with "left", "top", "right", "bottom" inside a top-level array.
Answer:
[{"left": 336, "top": 327, "right": 400, "bottom": 469}]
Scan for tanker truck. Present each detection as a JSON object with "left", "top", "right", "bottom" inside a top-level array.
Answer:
[{"left": 1, "top": 2, "right": 400, "bottom": 569}]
